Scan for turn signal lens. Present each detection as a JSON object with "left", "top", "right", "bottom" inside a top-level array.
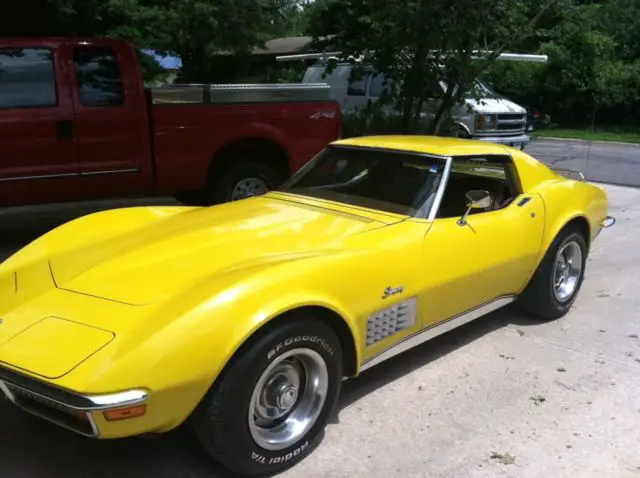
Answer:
[
  {"left": 103, "top": 405, "right": 147, "bottom": 421},
  {"left": 72, "top": 410, "right": 90, "bottom": 422}
]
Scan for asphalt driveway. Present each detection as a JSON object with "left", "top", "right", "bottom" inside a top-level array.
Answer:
[
  {"left": 526, "top": 138, "right": 640, "bottom": 187},
  {"left": 1, "top": 150, "right": 640, "bottom": 477}
]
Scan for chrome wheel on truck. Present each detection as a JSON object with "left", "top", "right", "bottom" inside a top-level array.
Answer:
[{"left": 230, "top": 177, "right": 270, "bottom": 201}]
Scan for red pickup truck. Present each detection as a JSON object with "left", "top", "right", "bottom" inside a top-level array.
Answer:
[{"left": 0, "top": 38, "right": 341, "bottom": 207}]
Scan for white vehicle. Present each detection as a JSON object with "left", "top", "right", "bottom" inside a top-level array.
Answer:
[{"left": 278, "top": 52, "right": 547, "bottom": 150}]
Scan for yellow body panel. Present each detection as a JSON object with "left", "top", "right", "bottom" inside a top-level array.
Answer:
[
  {"left": 0, "top": 317, "right": 114, "bottom": 379},
  {"left": 0, "top": 135, "right": 609, "bottom": 439}
]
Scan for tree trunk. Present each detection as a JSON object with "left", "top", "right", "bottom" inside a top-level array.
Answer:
[{"left": 430, "top": 82, "right": 458, "bottom": 135}]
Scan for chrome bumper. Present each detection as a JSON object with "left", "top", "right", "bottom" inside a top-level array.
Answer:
[
  {"left": 601, "top": 216, "right": 616, "bottom": 229},
  {"left": 595, "top": 216, "right": 616, "bottom": 240},
  {"left": 473, "top": 133, "right": 531, "bottom": 148},
  {"left": 0, "top": 366, "right": 147, "bottom": 438}
]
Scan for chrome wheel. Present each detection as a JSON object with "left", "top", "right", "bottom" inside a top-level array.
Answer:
[
  {"left": 248, "top": 348, "right": 328, "bottom": 451},
  {"left": 230, "top": 177, "right": 269, "bottom": 201},
  {"left": 552, "top": 240, "right": 583, "bottom": 302}
]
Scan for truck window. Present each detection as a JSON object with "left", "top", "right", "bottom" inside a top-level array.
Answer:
[
  {"left": 369, "top": 73, "right": 393, "bottom": 98},
  {"left": 347, "top": 70, "right": 371, "bottom": 96},
  {"left": 73, "top": 47, "right": 125, "bottom": 107},
  {"left": 302, "top": 65, "right": 325, "bottom": 83},
  {"left": 0, "top": 48, "right": 58, "bottom": 109}
]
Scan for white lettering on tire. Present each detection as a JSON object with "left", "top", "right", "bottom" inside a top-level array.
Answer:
[
  {"left": 267, "top": 336, "right": 334, "bottom": 360},
  {"left": 251, "top": 441, "right": 310, "bottom": 465}
]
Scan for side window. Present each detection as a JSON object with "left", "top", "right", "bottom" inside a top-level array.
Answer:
[
  {"left": 451, "top": 158, "right": 508, "bottom": 180},
  {"left": 302, "top": 66, "right": 325, "bottom": 83},
  {"left": 0, "top": 48, "right": 57, "bottom": 109},
  {"left": 436, "top": 156, "right": 519, "bottom": 219},
  {"left": 347, "top": 69, "right": 371, "bottom": 96},
  {"left": 322, "top": 64, "right": 351, "bottom": 89},
  {"left": 369, "top": 73, "right": 393, "bottom": 98},
  {"left": 73, "top": 47, "right": 125, "bottom": 107}
]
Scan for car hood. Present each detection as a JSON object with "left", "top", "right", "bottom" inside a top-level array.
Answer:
[
  {"left": 464, "top": 97, "right": 526, "bottom": 115},
  {"left": 48, "top": 195, "right": 389, "bottom": 306}
]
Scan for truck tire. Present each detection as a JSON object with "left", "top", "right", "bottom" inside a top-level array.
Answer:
[
  {"left": 518, "top": 225, "right": 587, "bottom": 321},
  {"left": 213, "top": 160, "right": 284, "bottom": 204},
  {"left": 191, "top": 318, "right": 343, "bottom": 476},
  {"left": 174, "top": 160, "right": 284, "bottom": 207}
]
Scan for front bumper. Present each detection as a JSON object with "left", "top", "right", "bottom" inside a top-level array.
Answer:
[
  {"left": 473, "top": 133, "right": 531, "bottom": 148},
  {"left": 0, "top": 365, "right": 147, "bottom": 438},
  {"left": 595, "top": 215, "right": 616, "bottom": 240}
]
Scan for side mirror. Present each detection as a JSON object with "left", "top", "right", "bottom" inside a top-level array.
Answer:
[{"left": 458, "top": 190, "right": 491, "bottom": 226}]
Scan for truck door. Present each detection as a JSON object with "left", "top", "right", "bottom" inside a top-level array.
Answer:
[
  {"left": 66, "top": 43, "right": 152, "bottom": 199},
  {"left": 0, "top": 45, "right": 79, "bottom": 206}
]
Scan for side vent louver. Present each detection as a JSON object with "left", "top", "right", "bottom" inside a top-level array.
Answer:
[{"left": 366, "top": 297, "right": 418, "bottom": 347}]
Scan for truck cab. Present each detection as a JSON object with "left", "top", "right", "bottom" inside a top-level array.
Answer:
[
  {"left": 301, "top": 62, "right": 531, "bottom": 150},
  {"left": 0, "top": 37, "right": 341, "bottom": 208}
]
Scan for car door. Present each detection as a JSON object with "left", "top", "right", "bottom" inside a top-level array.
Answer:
[
  {"left": 66, "top": 42, "right": 152, "bottom": 199},
  {"left": 418, "top": 157, "right": 545, "bottom": 328},
  {"left": 0, "top": 44, "right": 79, "bottom": 206}
]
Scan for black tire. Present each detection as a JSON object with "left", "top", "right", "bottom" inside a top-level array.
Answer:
[
  {"left": 173, "top": 190, "right": 209, "bottom": 206},
  {"left": 191, "top": 318, "right": 343, "bottom": 476},
  {"left": 212, "top": 159, "right": 284, "bottom": 205},
  {"left": 518, "top": 225, "right": 588, "bottom": 321},
  {"left": 174, "top": 160, "right": 284, "bottom": 207}
]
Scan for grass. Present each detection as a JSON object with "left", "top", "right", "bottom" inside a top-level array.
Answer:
[{"left": 533, "top": 128, "right": 640, "bottom": 144}]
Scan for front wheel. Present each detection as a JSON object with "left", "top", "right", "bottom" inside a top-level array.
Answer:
[
  {"left": 519, "top": 226, "right": 587, "bottom": 320},
  {"left": 191, "top": 318, "right": 343, "bottom": 476}
]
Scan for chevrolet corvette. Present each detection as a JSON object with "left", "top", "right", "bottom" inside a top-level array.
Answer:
[{"left": 0, "top": 135, "right": 613, "bottom": 476}]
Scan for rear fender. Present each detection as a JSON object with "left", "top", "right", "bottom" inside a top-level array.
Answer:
[{"left": 536, "top": 180, "right": 608, "bottom": 260}]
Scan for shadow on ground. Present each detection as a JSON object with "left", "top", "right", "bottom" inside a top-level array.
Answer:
[{"left": 0, "top": 306, "right": 537, "bottom": 478}]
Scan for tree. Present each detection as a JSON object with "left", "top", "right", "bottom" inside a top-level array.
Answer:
[
  {"left": 144, "top": 0, "right": 308, "bottom": 82},
  {"left": 1, "top": 0, "right": 309, "bottom": 83},
  {"left": 308, "top": 0, "right": 559, "bottom": 135}
]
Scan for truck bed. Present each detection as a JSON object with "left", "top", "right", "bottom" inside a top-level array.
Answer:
[{"left": 149, "top": 83, "right": 340, "bottom": 195}]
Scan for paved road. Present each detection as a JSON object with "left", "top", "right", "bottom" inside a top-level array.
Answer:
[{"left": 526, "top": 138, "right": 640, "bottom": 187}]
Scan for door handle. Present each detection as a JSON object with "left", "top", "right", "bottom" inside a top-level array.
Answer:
[
  {"left": 517, "top": 196, "right": 531, "bottom": 207},
  {"left": 56, "top": 120, "right": 74, "bottom": 141}
]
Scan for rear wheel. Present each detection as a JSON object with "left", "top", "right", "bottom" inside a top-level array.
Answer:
[
  {"left": 519, "top": 226, "right": 587, "bottom": 320},
  {"left": 174, "top": 159, "right": 284, "bottom": 206},
  {"left": 191, "top": 318, "right": 343, "bottom": 476},
  {"left": 213, "top": 159, "right": 283, "bottom": 204}
]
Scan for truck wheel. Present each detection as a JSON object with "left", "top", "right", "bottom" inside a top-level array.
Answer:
[
  {"left": 518, "top": 225, "right": 587, "bottom": 321},
  {"left": 214, "top": 160, "right": 284, "bottom": 204},
  {"left": 174, "top": 160, "right": 284, "bottom": 207},
  {"left": 191, "top": 318, "right": 343, "bottom": 476}
]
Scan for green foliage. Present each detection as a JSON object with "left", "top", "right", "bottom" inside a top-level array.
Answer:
[
  {"left": 2, "top": 0, "right": 638, "bottom": 130},
  {"left": 308, "top": 0, "right": 557, "bottom": 134},
  {"left": 485, "top": 0, "right": 640, "bottom": 128}
]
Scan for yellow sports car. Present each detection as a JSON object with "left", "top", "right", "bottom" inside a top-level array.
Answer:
[{"left": 0, "top": 136, "right": 613, "bottom": 476}]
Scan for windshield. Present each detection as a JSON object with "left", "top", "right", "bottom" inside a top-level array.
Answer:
[
  {"left": 280, "top": 146, "right": 446, "bottom": 217},
  {"left": 464, "top": 79, "right": 500, "bottom": 99}
]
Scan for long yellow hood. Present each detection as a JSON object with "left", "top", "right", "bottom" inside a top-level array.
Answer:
[{"left": 48, "top": 195, "right": 389, "bottom": 306}]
